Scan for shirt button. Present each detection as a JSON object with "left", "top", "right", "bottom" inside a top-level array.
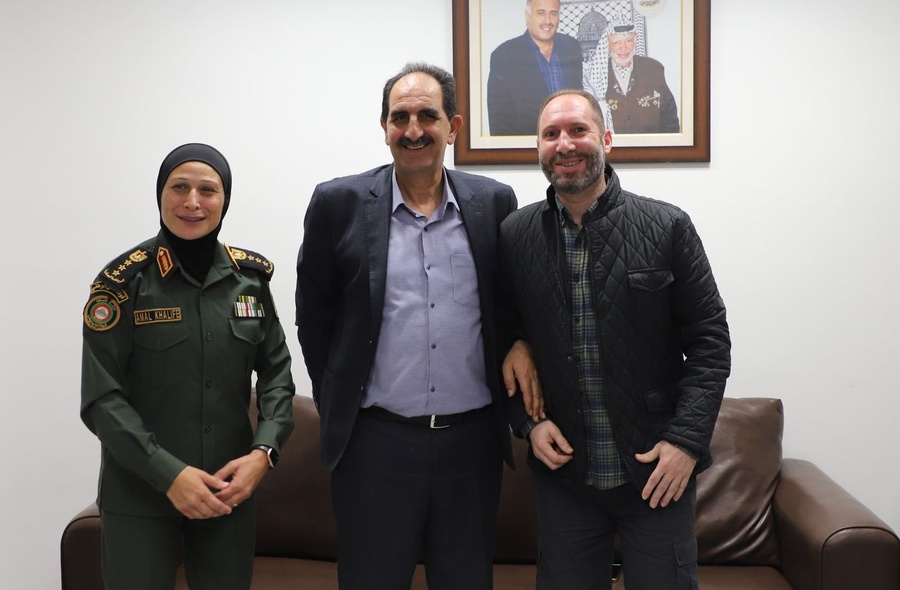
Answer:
[
  {"left": 205, "top": 381, "right": 212, "bottom": 388},
  {"left": 430, "top": 386, "right": 436, "bottom": 392},
  {"left": 426, "top": 264, "right": 431, "bottom": 270},
  {"left": 430, "top": 302, "right": 435, "bottom": 308},
  {"left": 204, "top": 425, "right": 212, "bottom": 434},
  {"left": 431, "top": 343, "right": 436, "bottom": 349}
]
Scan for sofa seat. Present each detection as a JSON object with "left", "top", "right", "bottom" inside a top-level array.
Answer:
[{"left": 63, "top": 395, "right": 900, "bottom": 590}]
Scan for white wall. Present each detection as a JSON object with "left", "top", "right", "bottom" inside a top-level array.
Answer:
[{"left": 2, "top": 1, "right": 899, "bottom": 588}]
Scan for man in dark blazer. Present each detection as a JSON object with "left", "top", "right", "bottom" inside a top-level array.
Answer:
[
  {"left": 296, "top": 62, "right": 539, "bottom": 590},
  {"left": 487, "top": 0, "right": 584, "bottom": 136}
]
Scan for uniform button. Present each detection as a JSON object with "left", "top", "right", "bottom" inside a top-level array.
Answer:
[
  {"left": 567, "top": 356, "right": 574, "bottom": 362},
  {"left": 205, "top": 333, "right": 213, "bottom": 341},
  {"left": 205, "top": 381, "right": 212, "bottom": 388},
  {"left": 204, "top": 425, "right": 212, "bottom": 433}
]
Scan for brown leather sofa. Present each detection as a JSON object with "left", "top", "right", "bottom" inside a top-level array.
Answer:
[{"left": 62, "top": 396, "right": 900, "bottom": 589}]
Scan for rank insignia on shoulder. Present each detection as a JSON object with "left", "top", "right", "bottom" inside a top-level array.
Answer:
[
  {"left": 84, "top": 291, "right": 121, "bottom": 332},
  {"left": 101, "top": 247, "right": 154, "bottom": 285},
  {"left": 234, "top": 295, "right": 265, "bottom": 318},
  {"left": 225, "top": 245, "right": 274, "bottom": 280}
]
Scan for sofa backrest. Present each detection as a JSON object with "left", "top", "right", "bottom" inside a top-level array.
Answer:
[
  {"left": 695, "top": 397, "right": 784, "bottom": 566},
  {"left": 251, "top": 395, "right": 785, "bottom": 567},
  {"left": 252, "top": 394, "right": 338, "bottom": 559}
]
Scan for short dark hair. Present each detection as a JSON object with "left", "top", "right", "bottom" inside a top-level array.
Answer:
[
  {"left": 381, "top": 62, "right": 457, "bottom": 122},
  {"left": 536, "top": 89, "right": 607, "bottom": 135}
]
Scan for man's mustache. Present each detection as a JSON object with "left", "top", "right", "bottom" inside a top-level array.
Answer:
[{"left": 398, "top": 136, "right": 435, "bottom": 149}]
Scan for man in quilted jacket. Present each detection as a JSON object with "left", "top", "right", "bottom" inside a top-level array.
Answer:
[{"left": 499, "top": 89, "right": 731, "bottom": 589}]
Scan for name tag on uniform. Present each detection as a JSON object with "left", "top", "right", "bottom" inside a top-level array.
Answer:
[
  {"left": 234, "top": 295, "right": 265, "bottom": 318},
  {"left": 134, "top": 307, "right": 182, "bottom": 325}
]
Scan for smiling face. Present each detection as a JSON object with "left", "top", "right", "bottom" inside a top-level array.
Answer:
[
  {"left": 381, "top": 72, "right": 462, "bottom": 179},
  {"left": 525, "top": 0, "right": 561, "bottom": 44},
  {"left": 537, "top": 93, "right": 612, "bottom": 197},
  {"left": 608, "top": 31, "right": 637, "bottom": 67},
  {"left": 159, "top": 161, "right": 225, "bottom": 240}
]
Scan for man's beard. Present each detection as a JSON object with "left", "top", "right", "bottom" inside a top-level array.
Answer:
[{"left": 540, "top": 147, "right": 605, "bottom": 194}]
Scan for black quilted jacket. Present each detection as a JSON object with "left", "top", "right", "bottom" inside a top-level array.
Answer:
[{"left": 500, "top": 166, "right": 731, "bottom": 489}]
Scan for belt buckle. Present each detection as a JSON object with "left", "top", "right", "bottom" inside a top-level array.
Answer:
[{"left": 429, "top": 415, "right": 450, "bottom": 429}]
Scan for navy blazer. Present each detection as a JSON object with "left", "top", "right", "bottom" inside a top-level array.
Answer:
[
  {"left": 296, "top": 164, "right": 518, "bottom": 470},
  {"left": 487, "top": 31, "right": 584, "bottom": 136}
]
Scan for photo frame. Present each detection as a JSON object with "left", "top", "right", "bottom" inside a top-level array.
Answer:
[{"left": 452, "top": 0, "right": 710, "bottom": 165}]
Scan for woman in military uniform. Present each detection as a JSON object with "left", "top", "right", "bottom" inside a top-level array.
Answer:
[{"left": 81, "top": 143, "right": 295, "bottom": 590}]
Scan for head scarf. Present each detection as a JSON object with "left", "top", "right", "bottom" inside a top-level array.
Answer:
[{"left": 156, "top": 143, "right": 232, "bottom": 281}]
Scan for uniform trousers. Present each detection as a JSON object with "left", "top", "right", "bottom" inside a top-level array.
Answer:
[
  {"left": 533, "top": 467, "right": 698, "bottom": 590},
  {"left": 100, "top": 497, "right": 256, "bottom": 590},
  {"left": 332, "top": 406, "right": 502, "bottom": 590}
]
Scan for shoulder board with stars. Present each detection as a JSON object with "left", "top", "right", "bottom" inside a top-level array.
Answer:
[
  {"left": 97, "top": 246, "right": 156, "bottom": 286},
  {"left": 225, "top": 245, "right": 274, "bottom": 280}
]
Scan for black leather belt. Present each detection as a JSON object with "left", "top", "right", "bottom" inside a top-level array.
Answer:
[{"left": 361, "top": 405, "right": 489, "bottom": 429}]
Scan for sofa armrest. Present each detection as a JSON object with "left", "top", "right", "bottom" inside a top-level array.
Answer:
[
  {"left": 61, "top": 503, "right": 102, "bottom": 590},
  {"left": 774, "top": 459, "right": 900, "bottom": 590}
]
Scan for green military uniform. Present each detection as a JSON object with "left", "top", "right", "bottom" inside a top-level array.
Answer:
[{"left": 81, "top": 230, "right": 295, "bottom": 589}]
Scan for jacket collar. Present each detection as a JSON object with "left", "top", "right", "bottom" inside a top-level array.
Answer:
[{"left": 153, "top": 229, "right": 234, "bottom": 286}]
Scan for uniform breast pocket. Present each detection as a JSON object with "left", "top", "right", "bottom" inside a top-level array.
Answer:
[
  {"left": 132, "top": 324, "right": 190, "bottom": 391},
  {"left": 451, "top": 254, "right": 479, "bottom": 309},
  {"left": 627, "top": 268, "right": 674, "bottom": 330},
  {"left": 229, "top": 318, "right": 266, "bottom": 373}
]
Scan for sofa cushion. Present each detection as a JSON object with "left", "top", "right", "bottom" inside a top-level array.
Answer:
[{"left": 695, "top": 397, "right": 783, "bottom": 566}]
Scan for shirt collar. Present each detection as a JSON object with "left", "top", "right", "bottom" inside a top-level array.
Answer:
[{"left": 390, "top": 168, "right": 458, "bottom": 220}]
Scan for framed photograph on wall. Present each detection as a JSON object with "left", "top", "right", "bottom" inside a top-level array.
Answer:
[{"left": 452, "top": 0, "right": 710, "bottom": 165}]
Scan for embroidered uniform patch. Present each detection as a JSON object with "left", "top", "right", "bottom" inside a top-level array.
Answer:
[
  {"left": 134, "top": 307, "right": 182, "bottom": 325},
  {"left": 90, "top": 280, "right": 128, "bottom": 303},
  {"left": 84, "top": 293, "right": 121, "bottom": 331},
  {"left": 234, "top": 295, "right": 265, "bottom": 318},
  {"left": 157, "top": 247, "right": 174, "bottom": 278}
]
